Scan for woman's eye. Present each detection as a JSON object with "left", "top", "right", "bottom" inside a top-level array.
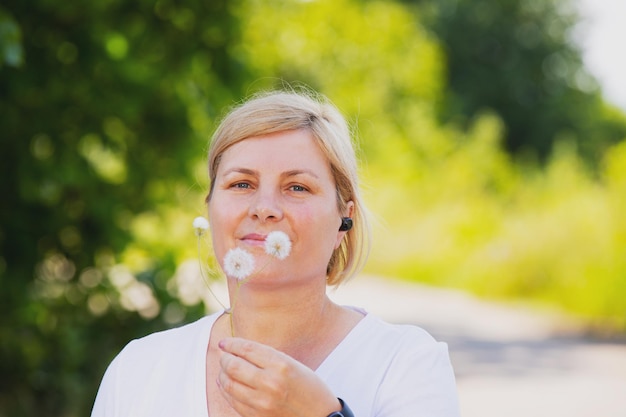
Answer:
[
  {"left": 231, "top": 182, "right": 251, "bottom": 189},
  {"left": 289, "top": 184, "right": 307, "bottom": 192}
]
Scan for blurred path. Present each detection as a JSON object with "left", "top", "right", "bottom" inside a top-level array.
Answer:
[{"left": 328, "top": 275, "right": 626, "bottom": 417}]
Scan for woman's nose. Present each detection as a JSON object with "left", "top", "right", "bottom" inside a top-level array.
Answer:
[{"left": 248, "top": 187, "right": 284, "bottom": 223}]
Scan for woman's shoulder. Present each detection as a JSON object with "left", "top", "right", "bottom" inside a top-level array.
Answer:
[
  {"left": 325, "top": 309, "right": 449, "bottom": 373},
  {"left": 357, "top": 311, "right": 440, "bottom": 347},
  {"left": 338, "top": 311, "right": 452, "bottom": 374},
  {"left": 319, "top": 311, "right": 459, "bottom": 416},
  {"left": 91, "top": 313, "right": 222, "bottom": 416}
]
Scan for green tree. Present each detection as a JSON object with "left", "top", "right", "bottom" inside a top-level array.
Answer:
[
  {"left": 0, "top": 1, "right": 250, "bottom": 415},
  {"left": 410, "top": 0, "right": 626, "bottom": 161}
]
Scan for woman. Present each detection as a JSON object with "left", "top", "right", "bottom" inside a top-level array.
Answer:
[{"left": 91, "top": 90, "right": 460, "bottom": 417}]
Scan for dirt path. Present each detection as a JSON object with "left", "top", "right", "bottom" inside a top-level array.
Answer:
[{"left": 328, "top": 275, "right": 626, "bottom": 417}]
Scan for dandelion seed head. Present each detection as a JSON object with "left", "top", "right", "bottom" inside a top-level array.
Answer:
[
  {"left": 223, "top": 247, "right": 255, "bottom": 280},
  {"left": 193, "top": 217, "right": 210, "bottom": 236},
  {"left": 264, "top": 231, "right": 292, "bottom": 260}
]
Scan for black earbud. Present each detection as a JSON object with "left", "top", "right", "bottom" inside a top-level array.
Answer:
[{"left": 339, "top": 217, "right": 353, "bottom": 231}]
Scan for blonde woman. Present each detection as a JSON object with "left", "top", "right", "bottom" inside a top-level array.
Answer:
[{"left": 91, "top": 90, "right": 460, "bottom": 417}]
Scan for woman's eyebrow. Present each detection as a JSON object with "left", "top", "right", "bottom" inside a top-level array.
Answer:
[
  {"left": 221, "top": 167, "right": 258, "bottom": 177},
  {"left": 283, "top": 169, "right": 320, "bottom": 179},
  {"left": 221, "top": 167, "right": 320, "bottom": 179}
]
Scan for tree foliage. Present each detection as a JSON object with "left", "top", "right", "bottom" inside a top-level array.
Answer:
[
  {"left": 410, "top": 0, "right": 626, "bottom": 161},
  {"left": 0, "top": 0, "right": 251, "bottom": 415}
]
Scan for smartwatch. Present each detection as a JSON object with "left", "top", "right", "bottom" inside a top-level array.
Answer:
[{"left": 326, "top": 398, "right": 354, "bottom": 417}]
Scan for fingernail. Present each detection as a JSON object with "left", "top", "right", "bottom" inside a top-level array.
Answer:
[{"left": 218, "top": 340, "right": 225, "bottom": 349}]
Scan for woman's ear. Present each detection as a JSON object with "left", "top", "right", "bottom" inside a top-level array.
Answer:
[{"left": 345, "top": 200, "right": 354, "bottom": 219}]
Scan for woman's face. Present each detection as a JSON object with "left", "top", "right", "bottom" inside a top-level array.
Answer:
[{"left": 208, "top": 129, "right": 351, "bottom": 286}]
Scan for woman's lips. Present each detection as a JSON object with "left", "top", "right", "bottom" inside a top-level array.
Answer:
[{"left": 241, "top": 233, "right": 266, "bottom": 246}]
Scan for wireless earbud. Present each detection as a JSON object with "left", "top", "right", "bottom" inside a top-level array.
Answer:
[{"left": 339, "top": 217, "right": 353, "bottom": 231}]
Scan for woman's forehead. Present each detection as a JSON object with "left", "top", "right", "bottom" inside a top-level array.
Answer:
[{"left": 217, "top": 130, "right": 334, "bottom": 178}]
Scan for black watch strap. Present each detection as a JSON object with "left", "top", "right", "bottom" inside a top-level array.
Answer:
[{"left": 326, "top": 398, "right": 354, "bottom": 417}]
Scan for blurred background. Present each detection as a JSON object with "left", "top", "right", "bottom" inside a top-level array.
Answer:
[{"left": 1, "top": 0, "right": 625, "bottom": 416}]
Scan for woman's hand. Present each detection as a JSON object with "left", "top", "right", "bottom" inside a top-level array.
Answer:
[{"left": 217, "top": 337, "right": 341, "bottom": 417}]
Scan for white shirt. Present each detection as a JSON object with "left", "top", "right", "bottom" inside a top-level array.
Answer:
[{"left": 91, "top": 310, "right": 460, "bottom": 417}]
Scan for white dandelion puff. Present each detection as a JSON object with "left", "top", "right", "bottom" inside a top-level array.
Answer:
[
  {"left": 223, "top": 247, "right": 255, "bottom": 280},
  {"left": 264, "top": 231, "right": 292, "bottom": 260},
  {"left": 192, "top": 217, "right": 210, "bottom": 236}
]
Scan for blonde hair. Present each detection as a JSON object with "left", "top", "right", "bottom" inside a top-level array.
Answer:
[{"left": 207, "top": 90, "right": 370, "bottom": 285}]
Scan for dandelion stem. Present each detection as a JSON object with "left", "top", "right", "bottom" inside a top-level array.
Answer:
[
  {"left": 196, "top": 238, "right": 227, "bottom": 310},
  {"left": 229, "top": 285, "right": 239, "bottom": 337}
]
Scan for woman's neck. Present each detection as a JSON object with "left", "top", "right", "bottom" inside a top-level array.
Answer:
[{"left": 225, "top": 279, "right": 340, "bottom": 365}]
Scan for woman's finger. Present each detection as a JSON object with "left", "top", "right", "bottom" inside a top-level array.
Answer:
[
  {"left": 217, "top": 359, "right": 256, "bottom": 401},
  {"left": 219, "top": 337, "right": 280, "bottom": 369},
  {"left": 219, "top": 348, "right": 269, "bottom": 390}
]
